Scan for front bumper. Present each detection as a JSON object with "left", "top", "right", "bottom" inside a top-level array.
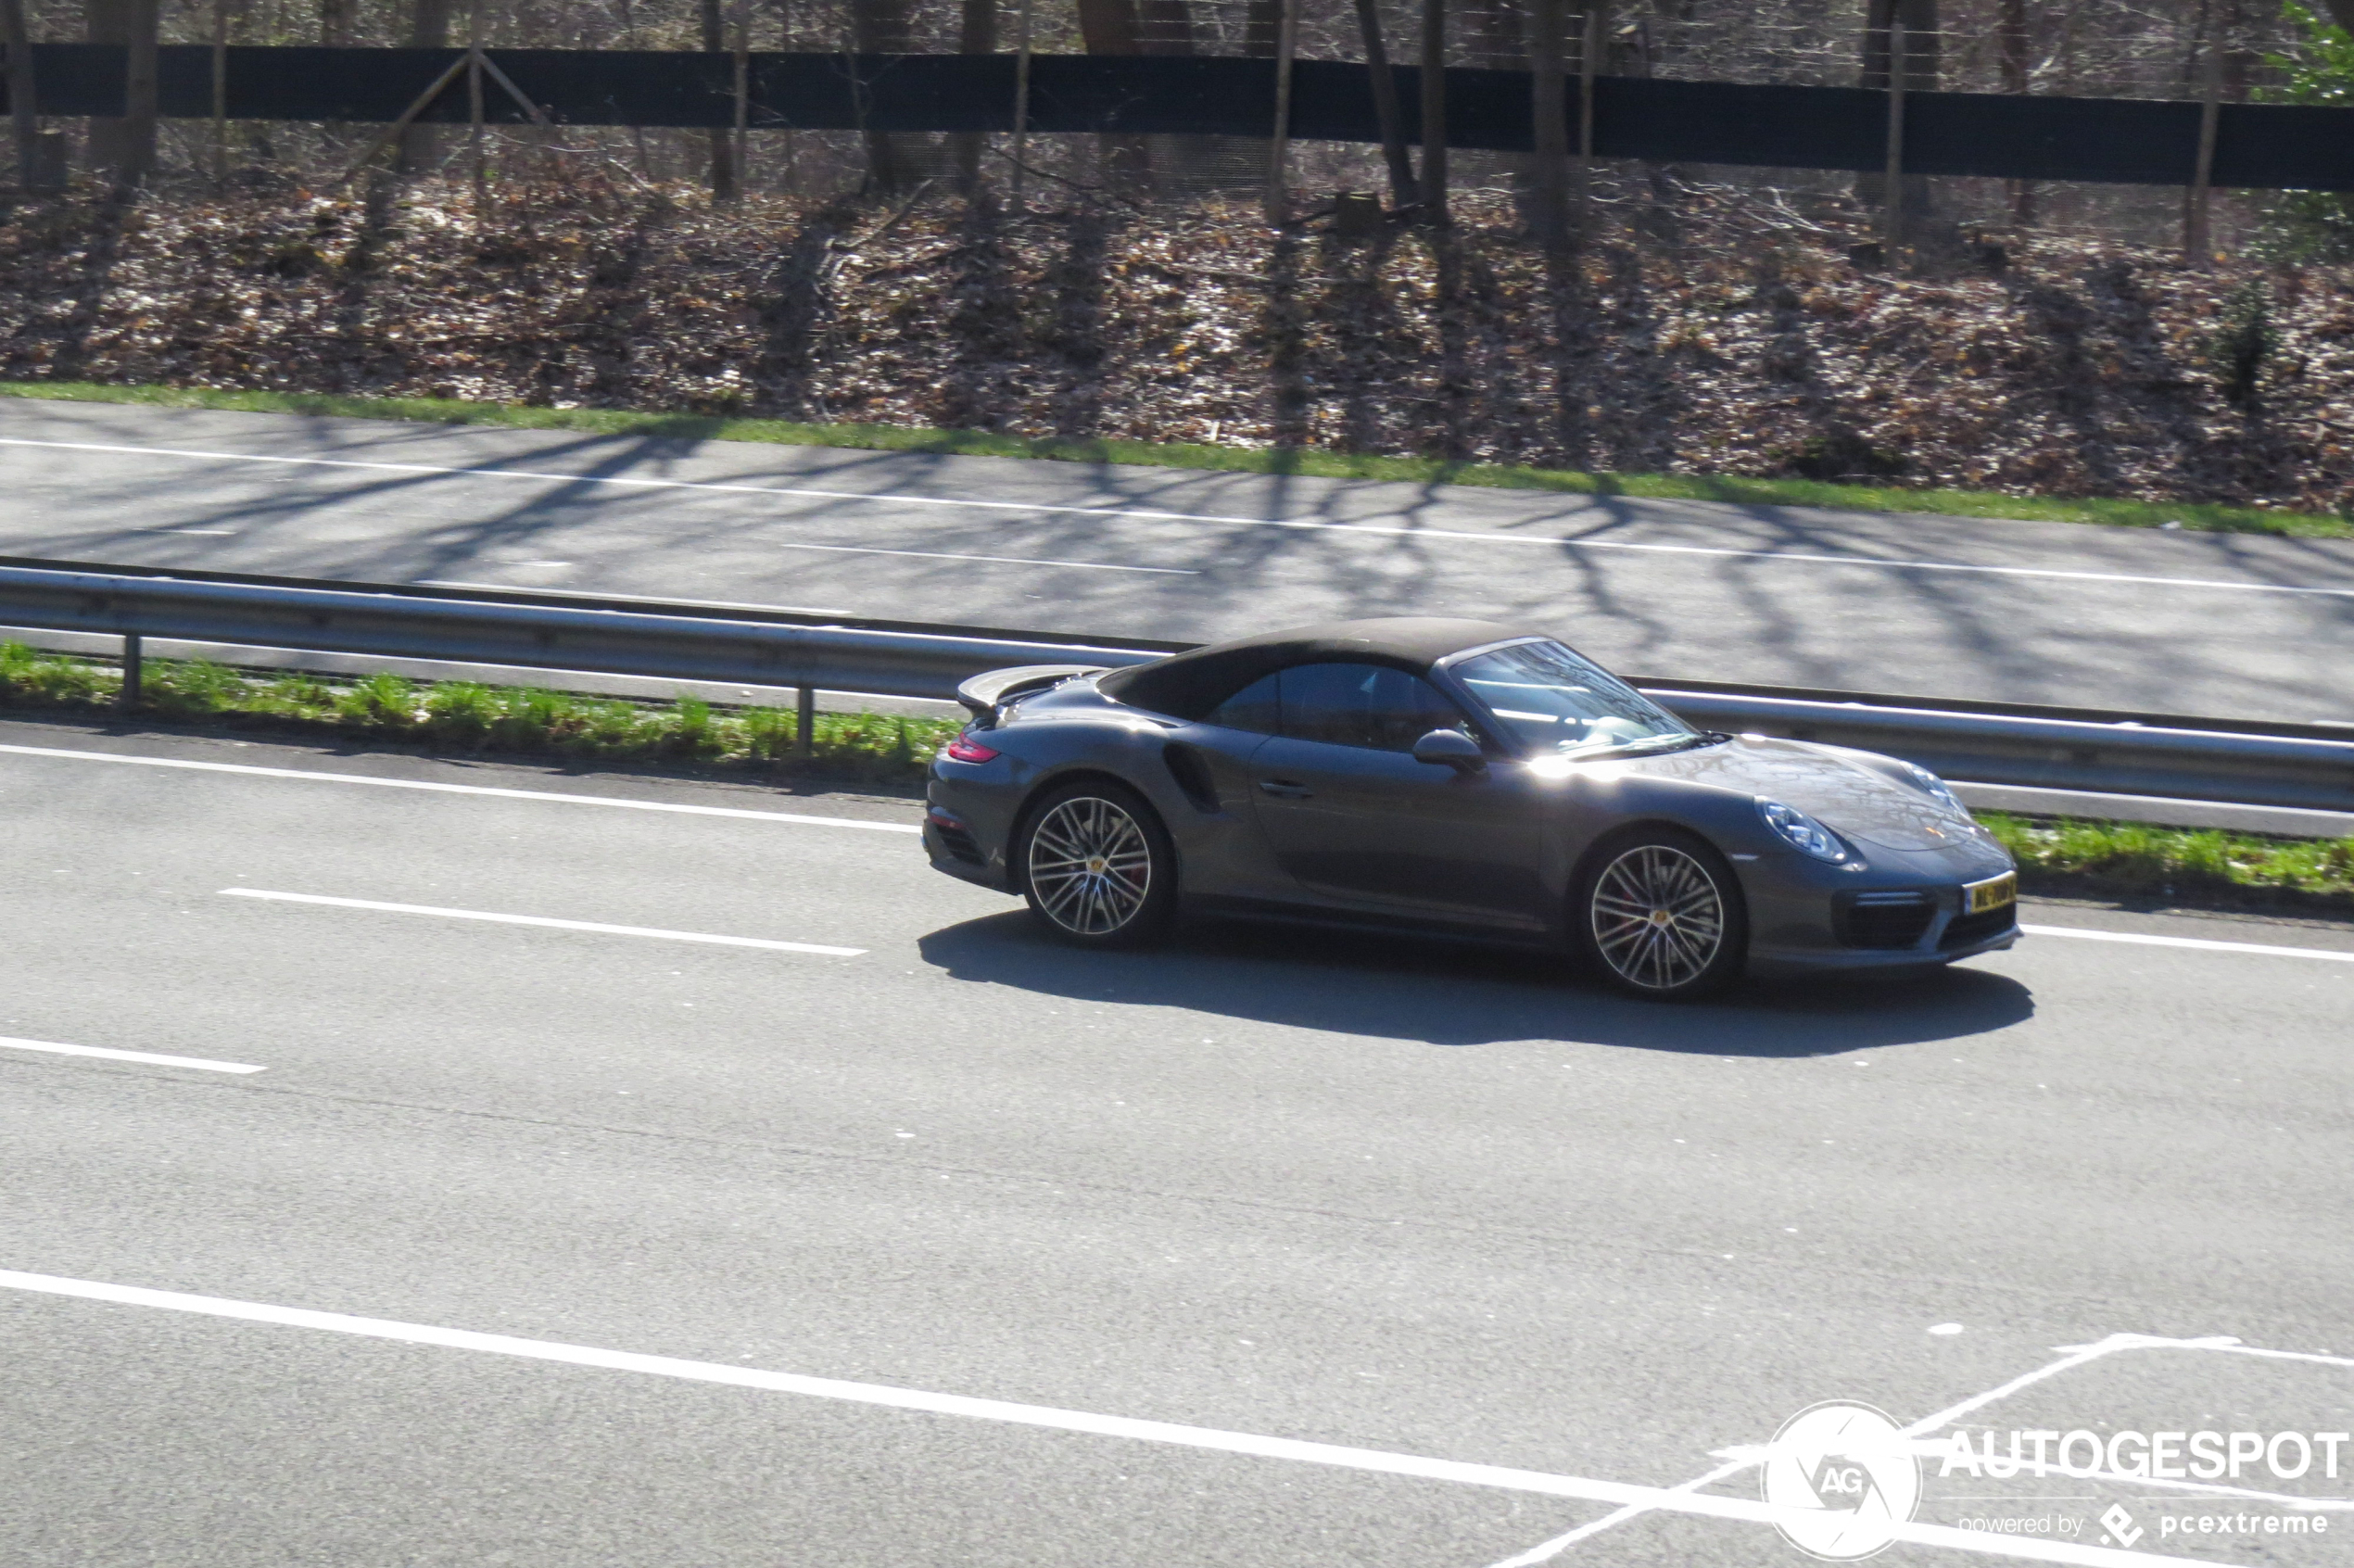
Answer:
[{"left": 1739, "top": 841, "right": 2020, "bottom": 975}]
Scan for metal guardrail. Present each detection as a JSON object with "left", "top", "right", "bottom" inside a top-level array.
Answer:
[{"left": 2, "top": 561, "right": 2350, "bottom": 815}]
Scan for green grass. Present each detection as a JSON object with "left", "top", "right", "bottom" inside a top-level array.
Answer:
[
  {"left": 1981, "top": 810, "right": 2354, "bottom": 910},
  {"left": 2, "top": 378, "right": 2345, "bottom": 539},
  {"left": 0, "top": 642, "right": 958, "bottom": 781}
]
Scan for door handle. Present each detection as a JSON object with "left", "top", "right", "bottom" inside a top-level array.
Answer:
[{"left": 1257, "top": 778, "right": 1313, "bottom": 799}]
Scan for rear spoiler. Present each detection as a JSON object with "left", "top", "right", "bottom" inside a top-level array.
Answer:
[{"left": 955, "top": 664, "right": 1107, "bottom": 726}]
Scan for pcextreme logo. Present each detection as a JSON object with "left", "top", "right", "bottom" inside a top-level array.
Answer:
[{"left": 1760, "top": 1401, "right": 1924, "bottom": 1560}]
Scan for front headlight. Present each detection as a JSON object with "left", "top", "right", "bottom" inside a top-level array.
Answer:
[
  {"left": 1756, "top": 798, "right": 1849, "bottom": 863},
  {"left": 1899, "top": 761, "right": 1968, "bottom": 816}
]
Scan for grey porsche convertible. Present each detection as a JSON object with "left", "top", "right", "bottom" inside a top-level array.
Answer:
[{"left": 922, "top": 618, "right": 2019, "bottom": 999}]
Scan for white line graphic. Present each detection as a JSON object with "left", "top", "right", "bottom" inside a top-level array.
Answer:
[{"left": 1484, "top": 1333, "right": 2353, "bottom": 1568}]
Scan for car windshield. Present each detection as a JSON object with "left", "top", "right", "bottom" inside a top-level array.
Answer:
[{"left": 1449, "top": 639, "right": 1702, "bottom": 757}]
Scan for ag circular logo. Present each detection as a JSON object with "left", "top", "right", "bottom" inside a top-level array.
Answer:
[{"left": 1760, "top": 1401, "right": 1922, "bottom": 1560}]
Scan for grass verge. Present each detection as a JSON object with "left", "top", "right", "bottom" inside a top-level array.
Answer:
[
  {"left": 0, "top": 642, "right": 958, "bottom": 782},
  {"left": 1980, "top": 811, "right": 2354, "bottom": 915},
  {"left": 2, "top": 378, "right": 2346, "bottom": 540},
  {"left": 6, "top": 642, "right": 2350, "bottom": 917}
]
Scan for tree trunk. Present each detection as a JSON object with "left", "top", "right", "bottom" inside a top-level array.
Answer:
[
  {"left": 83, "top": 0, "right": 128, "bottom": 173},
  {"left": 702, "top": 0, "right": 738, "bottom": 199},
  {"left": 1419, "top": 0, "right": 1447, "bottom": 221},
  {"left": 1351, "top": 0, "right": 1416, "bottom": 208},
  {"left": 1857, "top": 0, "right": 1937, "bottom": 212},
  {"left": 319, "top": 0, "right": 354, "bottom": 45},
  {"left": 4, "top": 0, "right": 39, "bottom": 189},
  {"left": 397, "top": 0, "right": 453, "bottom": 171},
  {"left": 853, "top": 0, "right": 919, "bottom": 191},
  {"left": 1076, "top": 0, "right": 1151, "bottom": 184},
  {"left": 1998, "top": 0, "right": 2033, "bottom": 223},
  {"left": 115, "top": 0, "right": 155, "bottom": 183},
  {"left": 1529, "top": 0, "right": 1567, "bottom": 246},
  {"left": 953, "top": 0, "right": 994, "bottom": 188}
]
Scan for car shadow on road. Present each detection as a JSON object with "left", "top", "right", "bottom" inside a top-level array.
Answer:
[{"left": 917, "top": 912, "right": 2034, "bottom": 1056}]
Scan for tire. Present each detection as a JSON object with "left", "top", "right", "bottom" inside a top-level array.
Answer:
[
  {"left": 1015, "top": 779, "right": 1177, "bottom": 948},
  {"left": 1574, "top": 828, "right": 1748, "bottom": 1000}
]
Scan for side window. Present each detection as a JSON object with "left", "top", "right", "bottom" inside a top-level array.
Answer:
[
  {"left": 1203, "top": 672, "right": 1281, "bottom": 734},
  {"left": 1278, "top": 663, "right": 1469, "bottom": 752}
]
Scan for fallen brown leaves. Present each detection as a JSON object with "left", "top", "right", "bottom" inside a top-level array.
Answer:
[{"left": 2, "top": 175, "right": 2349, "bottom": 510}]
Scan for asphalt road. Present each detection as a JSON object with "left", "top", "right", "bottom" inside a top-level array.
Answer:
[
  {"left": 3, "top": 401, "right": 2353, "bottom": 724},
  {"left": 4, "top": 714, "right": 2349, "bottom": 1568}
]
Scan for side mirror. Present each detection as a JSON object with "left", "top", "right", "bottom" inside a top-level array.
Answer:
[{"left": 1411, "top": 728, "right": 1487, "bottom": 772}]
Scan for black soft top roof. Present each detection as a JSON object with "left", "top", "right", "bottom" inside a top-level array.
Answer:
[{"left": 1096, "top": 616, "right": 1525, "bottom": 721}]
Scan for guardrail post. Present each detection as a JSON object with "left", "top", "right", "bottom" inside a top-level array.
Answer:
[
  {"left": 120, "top": 633, "right": 142, "bottom": 706},
  {"left": 795, "top": 685, "right": 815, "bottom": 757}
]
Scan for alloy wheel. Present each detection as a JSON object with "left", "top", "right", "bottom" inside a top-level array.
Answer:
[
  {"left": 1588, "top": 842, "right": 1728, "bottom": 993},
  {"left": 1026, "top": 795, "right": 1155, "bottom": 937}
]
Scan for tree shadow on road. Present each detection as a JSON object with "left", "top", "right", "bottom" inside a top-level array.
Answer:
[{"left": 918, "top": 912, "right": 2033, "bottom": 1056}]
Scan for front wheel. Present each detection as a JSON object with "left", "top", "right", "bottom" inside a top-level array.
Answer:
[
  {"left": 1016, "top": 780, "right": 1177, "bottom": 948},
  {"left": 1575, "top": 830, "right": 1747, "bottom": 1000}
]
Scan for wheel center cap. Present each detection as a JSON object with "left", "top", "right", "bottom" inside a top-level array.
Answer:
[
  {"left": 1086, "top": 856, "right": 1107, "bottom": 874},
  {"left": 1649, "top": 909, "right": 1672, "bottom": 926}
]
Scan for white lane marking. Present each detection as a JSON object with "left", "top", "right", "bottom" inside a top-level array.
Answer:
[
  {"left": 2022, "top": 924, "right": 2354, "bottom": 964},
  {"left": 1, "top": 434, "right": 2348, "bottom": 600},
  {"left": 134, "top": 527, "right": 237, "bottom": 536},
  {"left": 220, "top": 889, "right": 866, "bottom": 955},
  {"left": 0, "top": 1035, "right": 264, "bottom": 1074},
  {"left": 418, "top": 581, "right": 855, "bottom": 616},
  {"left": 0, "top": 743, "right": 923, "bottom": 833},
  {"left": 0, "top": 1270, "right": 2208, "bottom": 1567}
]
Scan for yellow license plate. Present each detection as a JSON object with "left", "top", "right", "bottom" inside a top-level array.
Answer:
[{"left": 1965, "top": 871, "right": 2018, "bottom": 915}]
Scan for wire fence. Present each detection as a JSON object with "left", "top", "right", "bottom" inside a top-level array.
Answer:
[{"left": 2, "top": 0, "right": 2329, "bottom": 249}]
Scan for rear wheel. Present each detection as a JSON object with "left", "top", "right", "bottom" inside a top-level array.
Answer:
[
  {"left": 1576, "top": 829, "right": 1747, "bottom": 1000},
  {"left": 1017, "top": 780, "right": 1176, "bottom": 948}
]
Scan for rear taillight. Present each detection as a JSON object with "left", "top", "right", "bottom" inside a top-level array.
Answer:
[{"left": 943, "top": 735, "right": 1000, "bottom": 764}]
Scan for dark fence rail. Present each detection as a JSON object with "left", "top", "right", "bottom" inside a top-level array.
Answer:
[{"left": 8, "top": 46, "right": 2354, "bottom": 191}]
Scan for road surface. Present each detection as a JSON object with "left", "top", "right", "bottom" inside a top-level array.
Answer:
[
  {"left": 1, "top": 400, "right": 2351, "bottom": 723},
  {"left": 3, "top": 714, "right": 2348, "bottom": 1566}
]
